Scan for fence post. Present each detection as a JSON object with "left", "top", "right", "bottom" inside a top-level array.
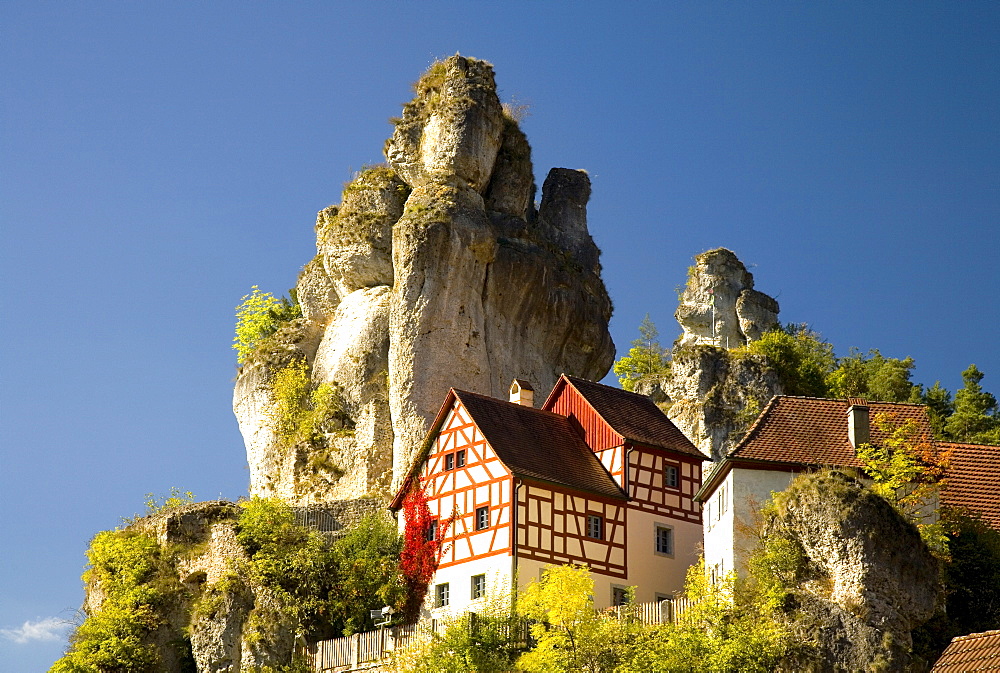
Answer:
[{"left": 350, "top": 633, "right": 360, "bottom": 668}]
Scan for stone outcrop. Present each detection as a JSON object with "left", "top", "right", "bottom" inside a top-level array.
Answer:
[
  {"left": 663, "top": 345, "right": 782, "bottom": 461},
  {"left": 647, "top": 248, "right": 782, "bottom": 460},
  {"left": 233, "top": 55, "right": 615, "bottom": 503},
  {"left": 675, "top": 248, "right": 779, "bottom": 349},
  {"left": 768, "top": 471, "right": 941, "bottom": 671},
  {"left": 83, "top": 501, "right": 389, "bottom": 673}
]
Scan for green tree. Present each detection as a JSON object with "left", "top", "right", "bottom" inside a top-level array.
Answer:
[
  {"left": 920, "top": 381, "right": 955, "bottom": 439},
  {"left": 945, "top": 365, "right": 1000, "bottom": 444},
  {"left": 856, "top": 414, "right": 949, "bottom": 553},
  {"left": 826, "top": 348, "right": 918, "bottom": 402},
  {"left": 516, "top": 564, "right": 636, "bottom": 673},
  {"left": 741, "top": 324, "right": 835, "bottom": 397},
  {"left": 613, "top": 315, "right": 671, "bottom": 392}
]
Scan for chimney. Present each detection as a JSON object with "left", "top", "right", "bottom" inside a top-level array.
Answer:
[
  {"left": 847, "top": 398, "right": 870, "bottom": 449},
  {"left": 509, "top": 379, "right": 534, "bottom": 407}
]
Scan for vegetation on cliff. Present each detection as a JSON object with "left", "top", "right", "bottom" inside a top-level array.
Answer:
[
  {"left": 233, "top": 286, "right": 302, "bottom": 365},
  {"left": 615, "top": 316, "right": 1000, "bottom": 445}
]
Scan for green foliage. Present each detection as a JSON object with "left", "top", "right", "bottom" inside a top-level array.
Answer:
[
  {"left": 921, "top": 381, "right": 955, "bottom": 438},
  {"left": 235, "top": 499, "right": 404, "bottom": 640},
  {"left": 613, "top": 315, "right": 671, "bottom": 392},
  {"left": 233, "top": 286, "right": 302, "bottom": 364},
  {"left": 387, "top": 597, "right": 523, "bottom": 673},
  {"left": 269, "top": 360, "right": 352, "bottom": 452},
  {"left": 51, "top": 530, "right": 177, "bottom": 672},
  {"left": 857, "top": 414, "right": 950, "bottom": 553},
  {"left": 516, "top": 565, "right": 638, "bottom": 673},
  {"left": 826, "top": 348, "right": 918, "bottom": 402},
  {"left": 942, "top": 511, "right": 1000, "bottom": 634},
  {"left": 144, "top": 487, "right": 195, "bottom": 516},
  {"left": 945, "top": 364, "right": 1000, "bottom": 443},
  {"left": 740, "top": 324, "right": 834, "bottom": 397}
]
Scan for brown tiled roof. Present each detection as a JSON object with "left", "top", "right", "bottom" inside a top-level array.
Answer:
[
  {"left": 940, "top": 442, "right": 1000, "bottom": 529},
  {"left": 454, "top": 390, "right": 627, "bottom": 500},
  {"left": 731, "top": 396, "right": 933, "bottom": 467},
  {"left": 932, "top": 629, "right": 1000, "bottom": 671},
  {"left": 562, "top": 376, "right": 706, "bottom": 459}
]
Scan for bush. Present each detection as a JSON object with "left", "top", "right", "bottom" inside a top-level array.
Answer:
[{"left": 233, "top": 286, "right": 302, "bottom": 364}]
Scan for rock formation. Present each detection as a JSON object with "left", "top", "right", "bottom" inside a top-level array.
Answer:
[
  {"left": 642, "top": 248, "right": 782, "bottom": 460},
  {"left": 767, "top": 471, "right": 941, "bottom": 671},
  {"left": 675, "top": 247, "right": 779, "bottom": 349},
  {"left": 233, "top": 56, "right": 615, "bottom": 504}
]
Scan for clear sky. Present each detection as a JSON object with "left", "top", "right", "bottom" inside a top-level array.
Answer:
[{"left": 2, "top": 2, "right": 998, "bottom": 668}]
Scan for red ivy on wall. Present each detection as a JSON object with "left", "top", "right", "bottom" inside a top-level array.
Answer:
[{"left": 399, "top": 482, "right": 453, "bottom": 622}]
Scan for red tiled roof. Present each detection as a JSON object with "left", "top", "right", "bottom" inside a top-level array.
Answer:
[
  {"left": 454, "top": 390, "right": 627, "bottom": 500},
  {"left": 940, "top": 442, "right": 1000, "bottom": 529},
  {"left": 932, "top": 629, "right": 1000, "bottom": 671},
  {"left": 731, "top": 396, "right": 934, "bottom": 468},
  {"left": 561, "top": 376, "right": 707, "bottom": 459}
]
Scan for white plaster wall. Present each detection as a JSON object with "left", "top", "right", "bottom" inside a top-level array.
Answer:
[
  {"left": 427, "top": 553, "right": 514, "bottom": 620},
  {"left": 624, "top": 509, "right": 701, "bottom": 600},
  {"left": 703, "top": 468, "right": 797, "bottom": 578}
]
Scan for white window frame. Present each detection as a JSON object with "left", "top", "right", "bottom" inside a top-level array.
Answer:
[
  {"left": 586, "top": 514, "right": 603, "bottom": 540},
  {"left": 471, "top": 574, "right": 486, "bottom": 600},
  {"left": 435, "top": 582, "right": 450, "bottom": 607}
]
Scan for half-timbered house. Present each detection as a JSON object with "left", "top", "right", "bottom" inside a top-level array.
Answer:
[{"left": 390, "top": 375, "right": 708, "bottom": 617}]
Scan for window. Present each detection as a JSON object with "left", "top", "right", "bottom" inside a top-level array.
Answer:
[
  {"left": 456, "top": 449, "right": 466, "bottom": 467},
  {"left": 611, "top": 586, "right": 629, "bottom": 606},
  {"left": 471, "top": 574, "right": 486, "bottom": 600},
  {"left": 425, "top": 518, "right": 438, "bottom": 542},
  {"left": 664, "top": 464, "right": 679, "bottom": 488},
  {"left": 475, "top": 506, "right": 490, "bottom": 531},
  {"left": 717, "top": 484, "right": 727, "bottom": 516},
  {"left": 655, "top": 525, "right": 673, "bottom": 555},
  {"left": 435, "top": 582, "right": 450, "bottom": 608},
  {"left": 445, "top": 453, "right": 455, "bottom": 471},
  {"left": 587, "top": 514, "right": 603, "bottom": 540}
]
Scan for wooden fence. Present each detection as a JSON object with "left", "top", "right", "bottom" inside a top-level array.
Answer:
[{"left": 310, "top": 598, "right": 697, "bottom": 672}]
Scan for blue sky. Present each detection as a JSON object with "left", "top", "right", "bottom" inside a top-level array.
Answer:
[{"left": 3, "top": 2, "right": 998, "bottom": 669}]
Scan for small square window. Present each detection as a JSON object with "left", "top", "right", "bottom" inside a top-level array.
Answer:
[
  {"left": 425, "top": 519, "right": 438, "bottom": 542},
  {"left": 475, "top": 506, "right": 490, "bottom": 531},
  {"left": 664, "top": 465, "right": 679, "bottom": 488},
  {"left": 456, "top": 449, "right": 466, "bottom": 467},
  {"left": 611, "top": 586, "right": 629, "bottom": 606},
  {"left": 445, "top": 453, "right": 455, "bottom": 471},
  {"left": 655, "top": 525, "right": 673, "bottom": 555},
  {"left": 435, "top": 582, "right": 450, "bottom": 607},
  {"left": 587, "top": 514, "right": 603, "bottom": 540},
  {"left": 471, "top": 574, "right": 486, "bottom": 600}
]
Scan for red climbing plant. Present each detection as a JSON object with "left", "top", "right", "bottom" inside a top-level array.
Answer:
[{"left": 399, "top": 481, "right": 453, "bottom": 622}]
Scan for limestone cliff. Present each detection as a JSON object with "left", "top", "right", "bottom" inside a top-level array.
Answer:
[
  {"left": 650, "top": 248, "right": 782, "bottom": 460},
  {"left": 767, "top": 471, "right": 942, "bottom": 671},
  {"left": 233, "top": 56, "right": 615, "bottom": 504}
]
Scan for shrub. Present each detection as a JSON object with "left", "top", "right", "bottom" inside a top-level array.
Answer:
[{"left": 233, "top": 286, "right": 302, "bottom": 364}]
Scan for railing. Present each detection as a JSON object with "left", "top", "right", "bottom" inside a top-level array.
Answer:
[{"left": 310, "top": 599, "right": 697, "bottom": 672}]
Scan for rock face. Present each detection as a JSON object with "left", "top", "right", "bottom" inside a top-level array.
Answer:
[
  {"left": 664, "top": 345, "right": 782, "bottom": 461},
  {"left": 769, "top": 472, "right": 941, "bottom": 671},
  {"left": 233, "top": 55, "right": 615, "bottom": 503},
  {"left": 650, "top": 248, "right": 782, "bottom": 460},
  {"left": 675, "top": 248, "right": 779, "bottom": 349}
]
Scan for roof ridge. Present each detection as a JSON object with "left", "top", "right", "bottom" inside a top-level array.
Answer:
[
  {"left": 951, "top": 628, "right": 1000, "bottom": 642},
  {"left": 452, "top": 388, "right": 565, "bottom": 417},
  {"left": 562, "top": 374, "right": 652, "bottom": 400}
]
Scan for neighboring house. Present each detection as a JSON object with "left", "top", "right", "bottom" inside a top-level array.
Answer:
[
  {"left": 931, "top": 629, "right": 1000, "bottom": 672},
  {"left": 390, "top": 375, "right": 708, "bottom": 617},
  {"left": 939, "top": 441, "right": 1000, "bottom": 530},
  {"left": 694, "top": 396, "right": 935, "bottom": 579}
]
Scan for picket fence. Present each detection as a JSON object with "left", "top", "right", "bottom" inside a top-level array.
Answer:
[{"left": 309, "top": 598, "right": 696, "bottom": 672}]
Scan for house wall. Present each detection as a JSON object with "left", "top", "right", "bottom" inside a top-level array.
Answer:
[
  {"left": 426, "top": 552, "right": 514, "bottom": 620},
  {"left": 420, "top": 400, "right": 514, "bottom": 570},
  {"left": 516, "top": 482, "right": 628, "bottom": 579},
  {"left": 702, "top": 467, "right": 797, "bottom": 579}
]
